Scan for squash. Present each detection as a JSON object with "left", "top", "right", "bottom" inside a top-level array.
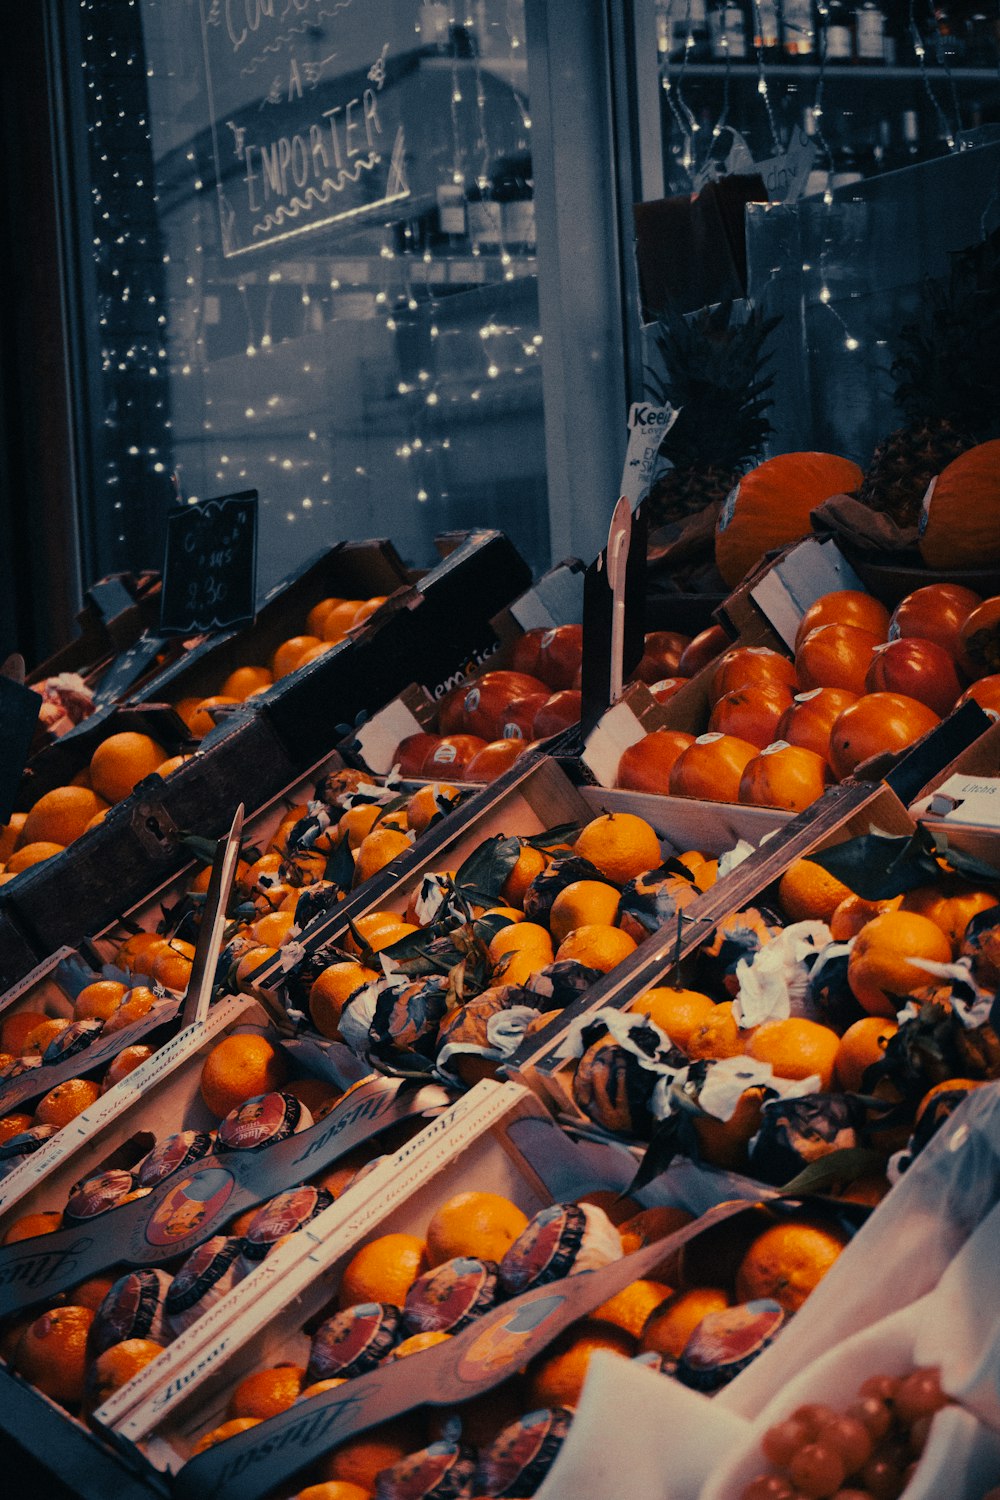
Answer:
[
  {"left": 918, "top": 440, "right": 1000, "bottom": 571},
  {"left": 714, "top": 452, "right": 864, "bottom": 588}
]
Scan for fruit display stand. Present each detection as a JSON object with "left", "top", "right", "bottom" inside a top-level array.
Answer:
[
  {"left": 90, "top": 1078, "right": 858, "bottom": 1500},
  {"left": 909, "top": 716, "right": 1000, "bottom": 865},
  {"left": 27, "top": 572, "right": 163, "bottom": 694}
]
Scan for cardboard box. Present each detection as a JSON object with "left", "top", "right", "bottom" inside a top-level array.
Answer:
[
  {"left": 907, "top": 714, "right": 1000, "bottom": 863},
  {"left": 27, "top": 572, "right": 164, "bottom": 690},
  {"left": 0, "top": 910, "right": 45, "bottom": 996},
  {"left": 95, "top": 1080, "right": 754, "bottom": 1485}
]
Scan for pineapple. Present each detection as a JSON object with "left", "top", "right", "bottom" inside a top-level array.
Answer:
[
  {"left": 857, "top": 225, "right": 1000, "bottom": 528},
  {"left": 644, "top": 298, "right": 780, "bottom": 531}
]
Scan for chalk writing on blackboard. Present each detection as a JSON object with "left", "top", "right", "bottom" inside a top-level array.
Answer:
[
  {"left": 199, "top": 1, "right": 410, "bottom": 256},
  {"left": 160, "top": 491, "right": 259, "bottom": 636}
]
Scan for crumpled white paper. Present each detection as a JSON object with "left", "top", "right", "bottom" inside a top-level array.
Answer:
[{"left": 732, "top": 920, "right": 833, "bottom": 1028}]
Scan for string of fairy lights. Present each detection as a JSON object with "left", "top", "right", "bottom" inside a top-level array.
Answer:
[{"left": 80, "top": 0, "right": 541, "bottom": 576}]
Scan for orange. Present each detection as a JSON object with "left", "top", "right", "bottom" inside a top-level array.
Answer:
[
  {"left": 915, "top": 1077, "right": 983, "bottom": 1124},
  {"left": 899, "top": 881, "right": 1000, "bottom": 957},
  {"left": 352, "top": 595, "right": 387, "bottom": 627},
  {"left": 0, "top": 1112, "right": 34, "bottom": 1144},
  {"left": 693, "top": 1086, "right": 769, "bottom": 1171},
  {"left": 615, "top": 730, "right": 696, "bottom": 793},
  {"left": 103, "top": 985, "right": 158, "bottom": 1033},
  {"left": 306, "top": 596, "right": 345, "bottom": 635},
  {"left": 221, "top": 665, "right": 273, "bottom": 700},
  {"left": 272, "top": 635, "right": 323, "bottom": 678},
  {"left": 574, "top": 1190, "right": 643, "bottom": 1226},
  {"left": 777, "top": 858, "right": 855, "bottom": 923},
  {"left": 102, "top": 1044, "right": 155, "bottom": 1091},
  {"left": 337, "top": 804, "right": 384, "bottom": 849},
  {"left": 354, "top": 826, "right": 413, "bottom": 884},
  {"left": 85, "top": 1338, "right": 164, "bottom": 1411},
  {"left": 835, "top": 1016, "right": 899, "bottom": 1091},
  {"left": 738, "top": 742, "right": 833, "bottom": 811},
  {"left": 320, "top": 600, "right": 366, "bottom": 643},
  {"left": 3, "top": 1211, "right": 63, "bottom": 1244},
  {"left": 795, "top": 623, "right": 882, "bottom": 696},
  {"left": 669, "top": 733, "right": 759, "bottom": 803},
  {"left": 501, "top": 842, "right": 548, "bottom": 909},
  {"left": 187, "top": 695, "right": 243, "bottom": 738},
  {"left": 591, "top": 1280, "right": 675, "bottom": 1339},
  {"left": 747, "top": 1017, "right": 840, "bottom": 1090},
  {"left": 709, "top": 684, "right": 794, "bottom": 750},
  {"left": 6, "top": 841, "right": 65, "bottom": 873},
  {"left": 309, "top": 962, "right": 380, "bottom": 1040},
  {"left": 73, "top": 979, "right": 129, "bottom": 1021},
  {"left": 548, "top": 880, "right": 623, "bottom": 945},
  {"left": 493, "top": 948, "right": 554, "bottom": 987},
  {"left": 734, "top": 1219, "right": 848, "bottom": 1313},
  {"left": 847, "top": 909, "right": 953, "bottom": 1017},
  {"left": 192, "top": 1417, "right": 263, "bottom": 1453},
  {"left": 388, "top": 1330, "right": 453, "bottom": 1360},
  {"left": 34, "top": 1077, "right": 101, "bottom": 1127},
  {"left": 487, "top": 921, "right": 553, "bottom": 968},
  {"left": 114, "top": 931, "right": 165, "bottom": 976},
  {"left": 555, "top": 924, "right": 638, "bottom": 972},
  {"left": 227, "top": 1364, "right": 306, "bottom": 1420},
  {"left": 1, "top": 1008, "right": 48, "bottom": 1054},
  {"left": 199, "top": 1032, "right": 289, "bottom": 1118},
  {"left": 712, "top": 646, "right": 798, "bottom": 699},
  {"left": 618, "top": 1205, "right": 695, "bottom": 1255},
  {"left": 295, "top": 641, "right": 335, "bottom": 670},
  {"left": 684, "top": 1002, "right": 745, "bottom": 1061},
  {"left": 313, "top": 1145, "right": 380, "bottom": 1200},
  {"left": 249, "top": 910, "right": 295, "bottom": 949},
  {"left": 776, "top": 686, "right": 860, "bottom": 765},
  {"left": 574, "top": 812, "right": 662, "bottom": 886},
  {"left": 319, "top": 1416, "right": 425, "bottom": 1491},
  {"left": 13, "top": 1304, "right": 95, "bottom": 1405},
  {"left": 406, "top": 782, "right": 461, "bottom": 836},
  {"left": 342, "top": 912, "right": 419, "bottom": 958},
  {"left": 89, "top": 732, "right": 168, "bottom": 803},
  {"left": 794, "top": 589, "right": 890, "bottom": 650},
  {"left": 233, "top": 946, "right": 279, "bottom": 993},
  {"left": 829, "top": 891, "right": 902, "bottom": 941},
  {"left": 20, "top": 786, "right": 109, "bottom": 847},
  {"left": 828, "top": 692, "right": 941, "bottom": 780},
  {"left": 425, "top": 1190, "right": 529, "bottom": 1267},
  {"left": 0, "top": 812, "right": 27, "bottom": 862},
  {"left": 298, "top": 1377, "right": 348, "bottom": 1401},
  {"left": 21, "top": 1016, "right": 70, "bottom": 1056},
  {"left": 151, "top": 938, "right": 197, "bottom": 991},
  {"left": 296, "top": 1485, "right": 373, "bottom": 1500},
  {"left": 338, "top": 1233, "right": 429, "bottom": 1309},
  {"left": 640, "top": 1287, "right": 730, "bottom": 1360},
  {"left": 69, "top": 1273, "right": 117, "bottom": 1312},
  {"left": 630, "top": 987, "right": 716, "bottom": 1051},
  {"left": 526, "top": 1319, "right": 636, "bottom": 1409}
]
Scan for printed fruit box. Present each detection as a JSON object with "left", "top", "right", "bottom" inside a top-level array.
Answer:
[
  {"left": 0, "top": 998, "right": 457, "bottom": 1488},
  {"left": 531, "top": 1081, "right": 1000, "bottom": 1500},
  {"left": 909, "top": 715, "right": 1000, "bottom": 864},
  {"left": 247, "top": 752, "right": 793, "bottom": 1097},
  {"left": 95, "top": 1078, "right": 865, "bottom": 1500},
  {"left": 1, "top": 711, "right": 298, "bottom": 959},
  {"left": 580, "top": 536, "right": 989, "bottom": 835},
  {"left": 509, "top": 774, "right": 1000, "bottom": 1199}
]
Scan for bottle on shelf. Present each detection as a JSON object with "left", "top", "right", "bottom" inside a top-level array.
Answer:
[
  {"left": 856, "top": 0, "right": 891, "bottom": 62},
  {"left": 901, "top": 108, "right": 921, "bottom": 161},
  {"left": 667, "top": 0, "right": 713, "bottom": 61},
  {"left": 435, "top": 183, "right": 468, "bottom": 247},
  {"left": 709, "top": 0, "right": 749, "bottom": 58},
  {"left": 872, "top": 116, "right": 893, "bottom": 168},
  {"left": 492, "top": 154, "right": 536, "bottom": 254},
  {"left": 822, "top": 0, "right": 855, "bottom": 61},
  {"left": 930, "top": 0, "right": 965, "bottom": 63},
  {"left": 783, "top": 0, "right": 816, "bottom": 57}
]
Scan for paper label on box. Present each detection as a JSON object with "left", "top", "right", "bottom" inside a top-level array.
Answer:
[
  {"left": 580, "top": 684, "right": 669, "bottom": 788},
  {"left": 750, "top": 538, "right": 865, "bottom": 649},
  {"left": 0, "top": 1075, "right": 451, "bottom": 1317},
  {"left": 351, "top": 693, "right": 434, "bottom": 777},
  {"left": 620, "top": 403, "right": 678, "bottom": 511},
  {"left": 915, "top": 774, "right": 1000, "bottom": 829},
  {"left": 0, "top": 946, "right": 78, "bottom": 1009}
]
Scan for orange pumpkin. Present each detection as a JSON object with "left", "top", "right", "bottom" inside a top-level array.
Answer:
[
  {"left": 714, "top": 452, "right": 864, "bottom": 588},
  {"left": 918, "top": 440, "right": 1000, "bottom": 570}
]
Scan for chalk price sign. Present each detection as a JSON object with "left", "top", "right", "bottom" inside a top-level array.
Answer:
[{"left": 159, "top": 490, "right": 259, "bottom": 636}]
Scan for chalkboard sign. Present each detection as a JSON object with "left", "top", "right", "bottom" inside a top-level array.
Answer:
[
  {"left": 93, "top": 633, "right": 168, "bottom": 706},
  {"left": 198, "top": 1, "right": 410, "bottom": 258},
  {"left": 0, "top": 675, "right": 42, "bottom": 825},
  {"left": 160, "top": 491, "right": 259, "bottom": 637}
]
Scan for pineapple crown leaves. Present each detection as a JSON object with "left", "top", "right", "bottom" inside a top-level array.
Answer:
[
  {"left": 891, "top": 224, "right": 1000, "bottom": 433},
  {"left": 644, "top": 299, "right": 781, "bottom": 475}
]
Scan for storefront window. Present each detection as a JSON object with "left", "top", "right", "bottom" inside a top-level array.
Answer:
[{"left": 76, "top": 0, "right": 547, "bottom": 588}]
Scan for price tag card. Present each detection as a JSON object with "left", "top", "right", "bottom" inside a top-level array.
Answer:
[
  {"left": 0, "top": 675, "right": 42, "bottom": 824},
  {"left": 93, "top": 633, "right": 168, "bottom": 705},
  {"left": 160, "top": 491, "right": 258, "bottom": 637}
]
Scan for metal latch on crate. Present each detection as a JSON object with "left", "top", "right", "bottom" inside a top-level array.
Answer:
[{"left": 130, "top": 797, "right": 181, "bottom": 855}]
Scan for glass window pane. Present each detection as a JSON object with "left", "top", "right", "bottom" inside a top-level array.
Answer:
[{"left": 78, "top": 0, "right": 548, "bottom": 587}]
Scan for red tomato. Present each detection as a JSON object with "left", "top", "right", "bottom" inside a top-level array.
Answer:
[
  {"left": 795, "top": 623, "right": 881, "bottom": 695},
  {"left": 957, "top": 675, "right": 1000, "bottom": 717},
  {"left": 669, "top": 732, "right": 759, "bottom": 803},
  {"left": 794, "top": 589, "right": 890, "bottom": 650},
  {"left": 738, "top": 742, "right": 833, "bottom": 811},
  {"left": 960, "top": 596, "right": 1000, "bottom": 677},
  {"left": 865, "top": 637, "right": 961, "bottom": 717},
  {"left": 396, "top": 733, "right": 441, "bottom": 776},
  {"left": 828, "top": 693, "right": 940, "bottom": 780},
  {"left": 776, "top": 686, "right": 859, "bottom": 766},
  {"left": 889, "top": 582, "right": 981, "bottom": 665},
  {"left": 536, "top": 625, "right": 584, "bottom": 689},
  {"left": 711, "top": 646, "right": 798, "bottom": 699},
  {"left": 422, "top": 735, "right": 489, "bottom": 776},
  {"left": 533, "top": 690, "right": 582, "bottom": 738},
  {"left": 678, "top": 623, "right": 730, "bottom": 677},
  {"left": 496, "top": 692, "right": 549, "bottom": 740},
  {"left": 708, "top": 683, "right": 794, "bottom": 748},
  {"left": 649, "top": 676, "right": 689, "bottom": 705},
  {"left": 630, "top": 631, "right": 691, "bottom": 684}
]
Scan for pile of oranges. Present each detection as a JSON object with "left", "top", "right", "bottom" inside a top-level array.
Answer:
[
  {"left": 617, "top": 582, "right": 1000, "bottom": 811},
  {"left": 566, "top": 840, "right": 1000, "bottom": 1185},
  {"left": 183, "top": 1188, "right": 847, "bottom": 1496},
  {"left": 301, "top": 810, "right": 714, "bottom": 1079},
  {"left": 170, "top": 591, "right": 389, "bottom": 741},
  {"left": 0, "top": 731, "right": 181, "bottom": 883}
]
